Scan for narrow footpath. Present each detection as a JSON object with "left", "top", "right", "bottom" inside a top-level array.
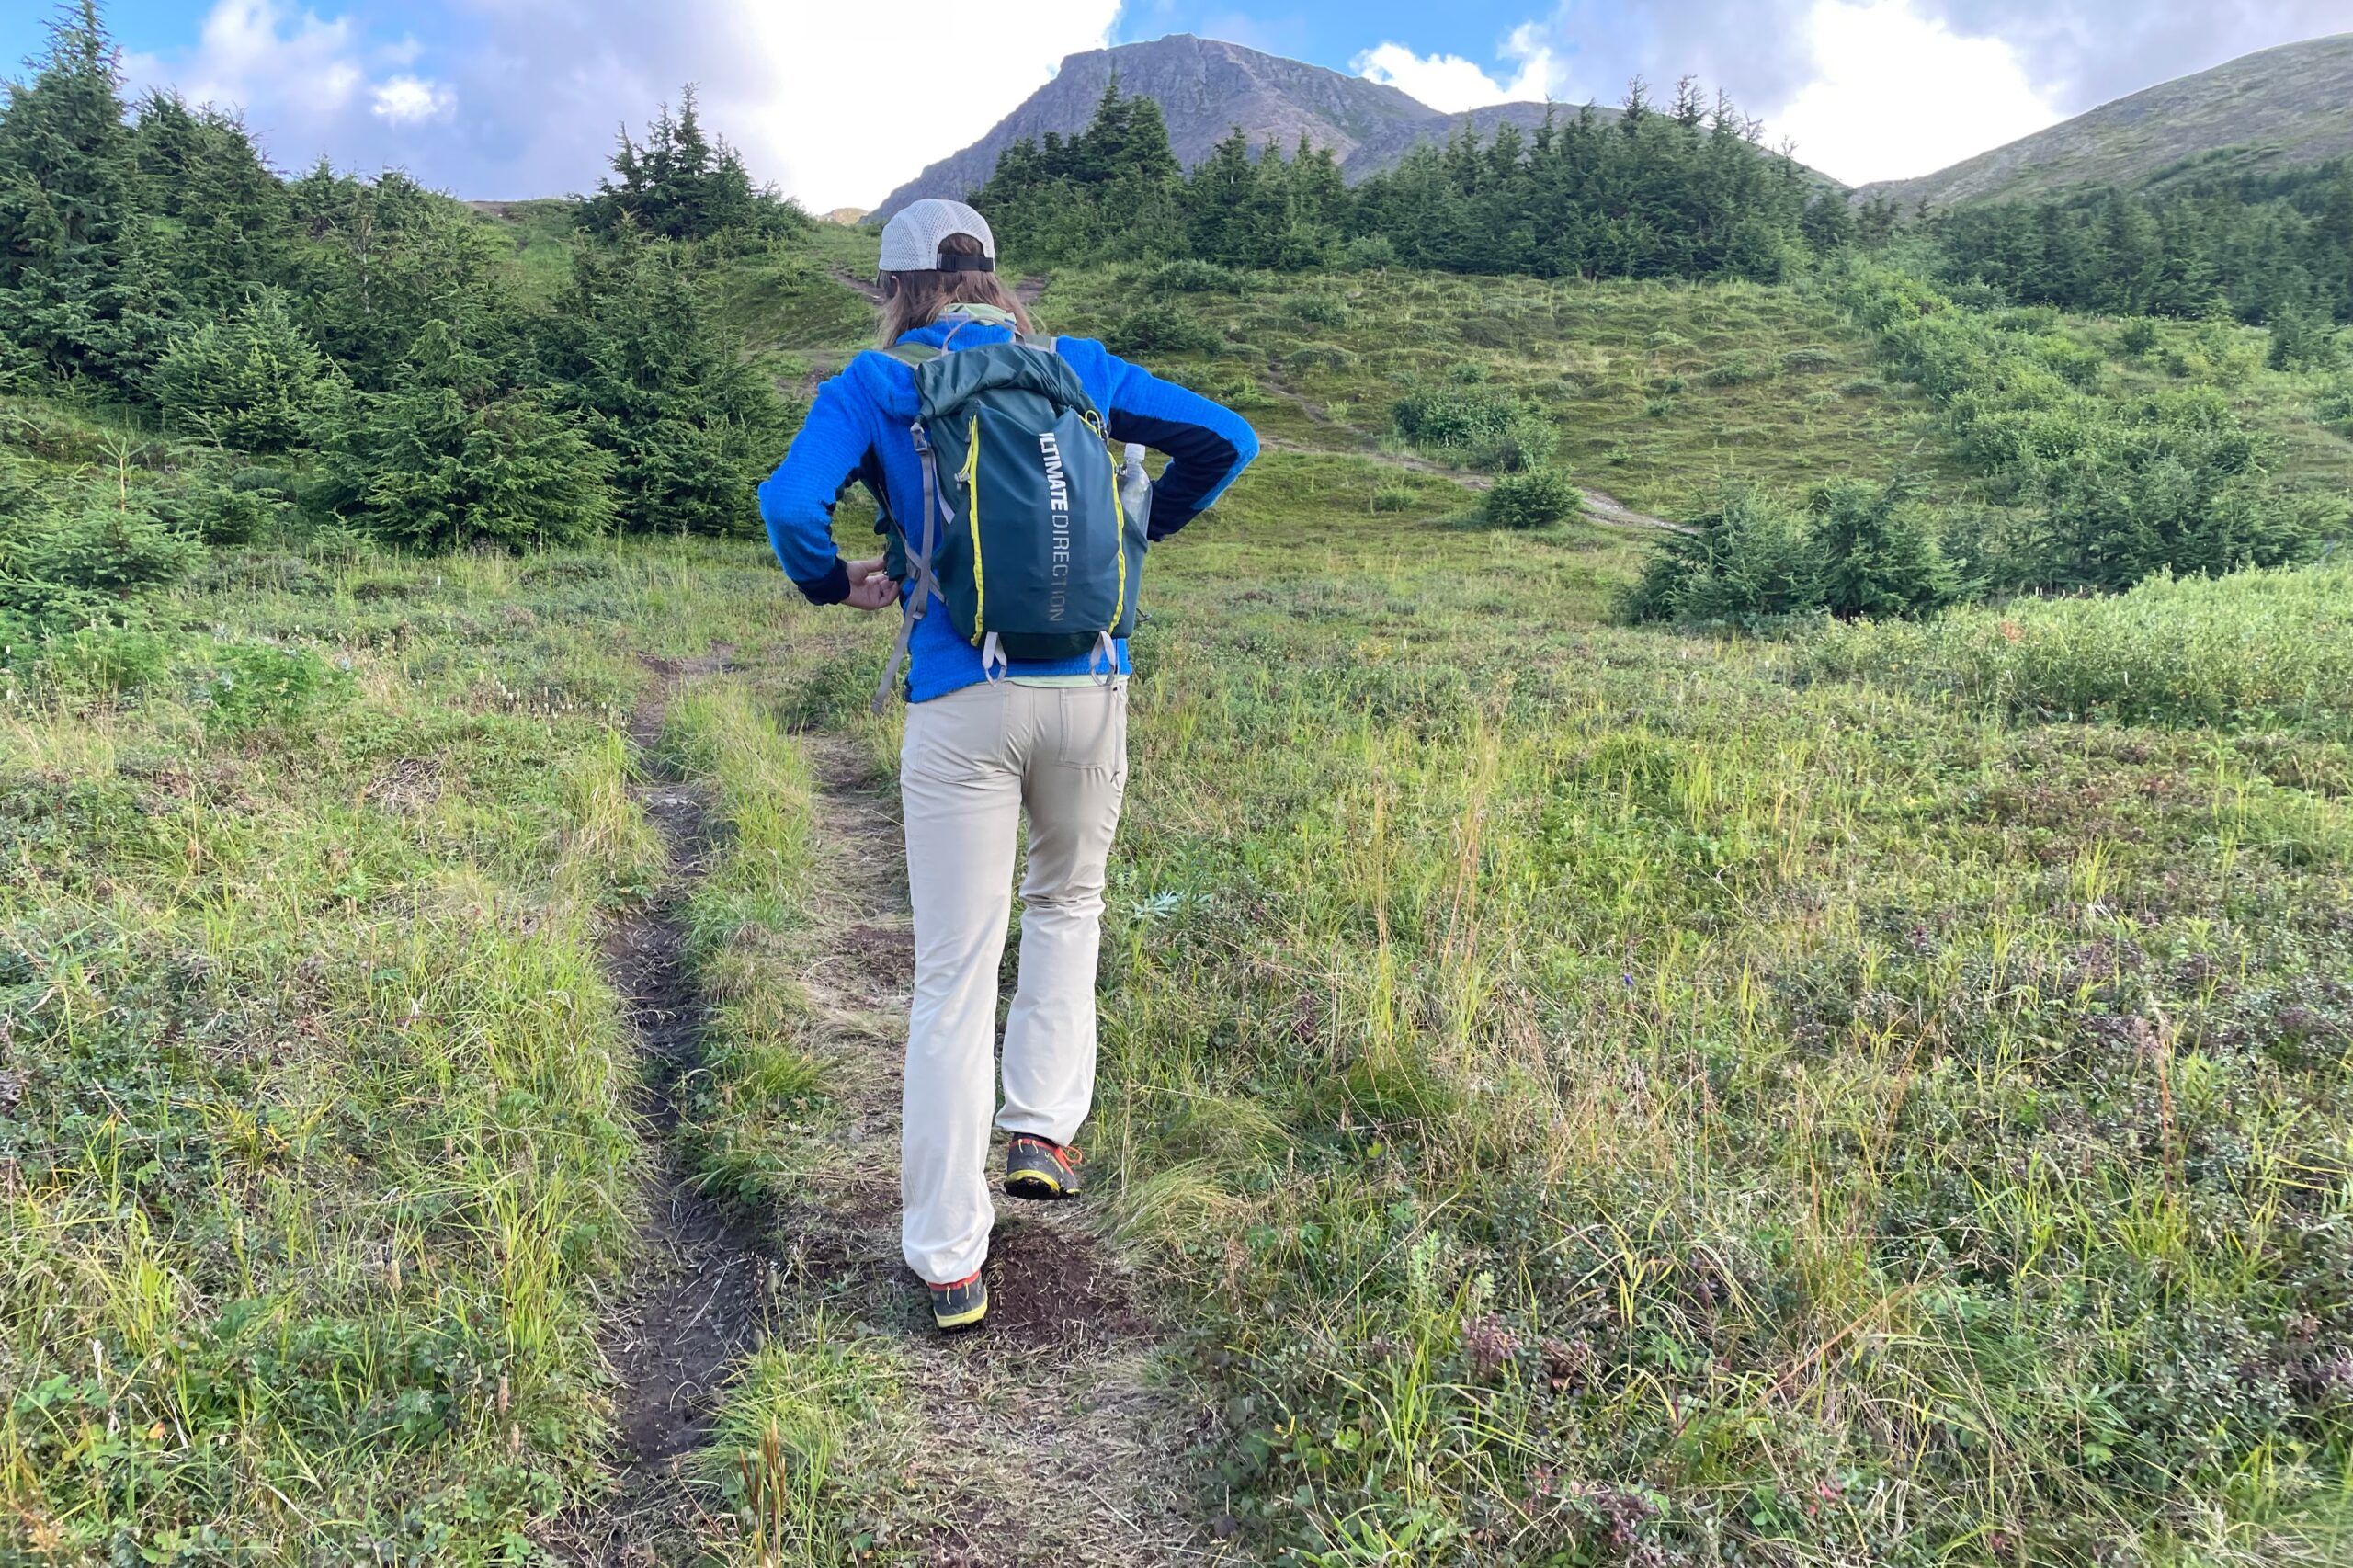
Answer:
[
  {"left": 561, "top": 653, "right": 778, "bottom": 1565},
  {"left": 775, "top": 732, "right": 1207, "bottom": 1563}
]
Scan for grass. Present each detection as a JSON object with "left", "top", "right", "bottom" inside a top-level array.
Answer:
[
  {"left": 0, "top": 538, "right": 842, "bottom": 1559},
  {"left": 5, "top": 253, "right": 2351, "bottom": 1562},
  {"left": 1806, "top": 562, "right": 2353, "bottom": 737},
  {"left": 1071, "top": 480, "right": 2353, "bottom": 1563},
  {"left": 1034, "top": 267, "right": 1961, "bottom": 518}
]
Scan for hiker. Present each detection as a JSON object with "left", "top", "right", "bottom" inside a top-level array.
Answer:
[{"left": 756, "top": 200, "right": 1257, "bottom": 1333}]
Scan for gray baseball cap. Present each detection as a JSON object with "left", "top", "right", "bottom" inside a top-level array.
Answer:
[{"left": 877, "top": 199, "right": 996, "bottom": 276}]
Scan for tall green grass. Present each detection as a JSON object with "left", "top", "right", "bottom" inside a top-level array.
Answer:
[{"left": 1807, "top": 561, "right": 2353, "bottom": 736}]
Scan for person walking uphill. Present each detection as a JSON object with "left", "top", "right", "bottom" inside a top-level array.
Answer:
[{"left": 756, "top": 200, "right": 1257, "bottom": 1333}]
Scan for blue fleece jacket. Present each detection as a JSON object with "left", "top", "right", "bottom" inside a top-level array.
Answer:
[{"left": 757, "top": 315, "right": 1258, "bottom": 702}]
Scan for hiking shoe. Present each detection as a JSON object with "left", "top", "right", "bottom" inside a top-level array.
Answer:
[
  {"left": 1004, "top": 1134, "right": 1081, "bottom": 1199},
  {"left": 929, "top": 1271, "right": 987, "bottom": 1334}
]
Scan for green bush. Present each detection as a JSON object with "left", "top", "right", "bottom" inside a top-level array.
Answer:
[
  {"left": 1482, "top": 467, "right": 1578, "bottom": 530},
  {"left": 1392, "top": 386, "right": 1521, "bottom": 449},
  {"left": 2313, "top": 374, "right": 2353, "bottom": 437},
  {"left": 196, "top": 641, "right": 349, "bottom": 734},
  {"left": 18, "top": 622, "right": 175, "bottom": 697},
  {"left": 2266, "top": 303, "right": 2340, "bottom": 372},
  {"left": 1370, "top": 482, "right": 1415, "bottom": 514},
  {"left": 1700, "top": 355, "right": 1765, "bottom": 387},
  {"left": 1106, "top": 304, "right": 1222, "bottom": 357},
  {"left": 324, "top": 323, "right": 618, "bottom": 549},
  {"left": 1467, "top": 416, "right": 1558, "bottom": 474},
  {"left": 1145, "top": 259, "right": 1243, "bottom": 295},
  {"left": 1811, "top": 478, "right": 1961, "bottom": 618},
  {"left": 0, "top": 494, "right": 204, "bottom": 625},
  {"left": 152, "top": 290, "right": 334, "bottom": 453},
  {"left": 180, "top": 467, "right": 300, "bottom": 545},
  {"left": 1285, "top": 291, "right": 1347, "bottom": 327},
  {"left": 1836, "top": 266, "right": 2319, "bottom": 593},
  {"left": 1622, "top": 485, "right": 1824, "bottom": 624}
]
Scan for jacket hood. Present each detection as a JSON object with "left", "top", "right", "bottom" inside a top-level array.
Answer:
[{"left": 842, "top": 315, "right": 1019, "bottom": 421}]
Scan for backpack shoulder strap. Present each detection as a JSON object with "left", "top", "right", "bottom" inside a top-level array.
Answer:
[{"left": 881, "top": 343, "right": 940, "bottom": 368}]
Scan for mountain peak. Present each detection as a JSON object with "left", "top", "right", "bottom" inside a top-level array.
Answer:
[{"left": 869, "top": 32, "right": 1563, "bottom": 221}]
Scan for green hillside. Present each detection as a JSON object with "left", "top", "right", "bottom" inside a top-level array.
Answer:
[
  {"left": 6, "top": 5, "right": 2353, "bottom": 1563},
  {"left": 1855, "top": 33, "right": 2353, "bottom": 210}
]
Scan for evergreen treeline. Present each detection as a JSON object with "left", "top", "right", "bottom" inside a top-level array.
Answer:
[
  {"left": 0, "top": 2, "right": 802, "bottom": 638},
  {"left": 978, "top": 79, "right": 1823, "bottom": 281},
  {"left": 1929, "top": 162, "right": 2353, "bottom": 335}
]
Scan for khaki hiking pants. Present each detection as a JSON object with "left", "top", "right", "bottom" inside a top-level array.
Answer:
[{"left": 898, "top": 677, "right": 1128, "bottom": 1285}]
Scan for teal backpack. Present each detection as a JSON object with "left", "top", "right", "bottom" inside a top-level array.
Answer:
[{"left": 870, "top": 325, "right": 1150, "bottom": 710}]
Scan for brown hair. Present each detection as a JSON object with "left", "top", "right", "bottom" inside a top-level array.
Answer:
[{"left": 879, "top": 231, "right": 1033, "bottom": 345}]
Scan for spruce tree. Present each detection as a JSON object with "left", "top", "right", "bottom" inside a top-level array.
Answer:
[
  {"left": 0, "top": 0, "right": 159, "bottom": 384},
  {"left": 536, "top": 236, "right": 789, "bottom": 535},
  {"left": 335, "top": 322, "right": 616, "bottom": 549}
]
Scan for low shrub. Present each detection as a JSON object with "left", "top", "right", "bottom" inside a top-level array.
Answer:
[
  {"left": 1392, "top": 386, "right": 1522, "bottom": 449},
  {"left": 0, "top": 493, "right": 205, "bottom": 634},
  {"left": 196, "top": 641, "right": 350, "bottom": 735},
  {"left": 1483, "top": 467, "right": 1579, "bottom": 530},
  {"left": 1622, "top": 484, "right": 1822, "bottom": 624},
  {"left": 1370, "top": 483, "right": 1416, "bottom": 514},
  {"left": 1468, "top": 417, "right": 1558, "bottom": 474},
  {"left": 1147, "top": 260, "right": 1243, "bottom": 295},
  {"left": 1626, "top": 477, "right": 1960, "bottom": 626},
  {"left": 1106, "top": 304, "right": 1222, "bottom": 356},
  {"left": 1286, "top": 292, "right": 1348, "bottom": 327},
  {"left": 2315, "top": 374, "right": 2353, "bottom": 437},
  {"left": 1700, "top": 355, "right": 1765, "bottom": 387},
  {"left": 1779, "top": 347, "right": 1841, "bottom": 375}
]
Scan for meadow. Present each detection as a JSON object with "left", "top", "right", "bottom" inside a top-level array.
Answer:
[{"left": 5, "top": 202, "right": 2353, "bottom": 1562}]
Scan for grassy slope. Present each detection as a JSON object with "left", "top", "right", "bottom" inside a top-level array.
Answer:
[
  {"left": 1038, "top": 267, "right": 1961, "bottom": 520},
  {"left": 1852, "top": 33, "right": 2353, "bottom": 210},
  {"left": 6, "top": 244, "right": 2353, "bottom": 1563}
]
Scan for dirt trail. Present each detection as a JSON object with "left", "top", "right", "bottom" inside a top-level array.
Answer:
[
  {"left": 779, "top": 733, "right": 1207, "bottom": 1565},
  {"left": 1256, "top": 362, "right": 1692, "bottom": 533},
  {"left": 560, "top": 652, "right": 776, "bottom": 1565}
]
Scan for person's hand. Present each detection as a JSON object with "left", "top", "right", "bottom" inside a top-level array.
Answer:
[{"left": 842, "top": 557, "right": 897, "bottom": 611}]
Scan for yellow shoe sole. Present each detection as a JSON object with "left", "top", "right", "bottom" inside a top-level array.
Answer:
[
  {"left": 932, "top": 1290, "right": 988, "bottom": 1333},
  {"left": 1003, "top": 1169, "right": 1066, "bottom": 1199}
]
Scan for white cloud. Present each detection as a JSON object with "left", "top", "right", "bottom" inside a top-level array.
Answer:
[
  {"left": 125, "top": 0, "right": 364, "bottom": 120},
  {"left": 126, "top": 0, "right": 1120, "bottom": 208},
  {"left": 1771, "top": 0, "right": 2064, "bottom": 183},
  {"left": 371, "top": 75, "right": 454, "bottom": 125},
  {"left": 1352, "top": 24, "right": 1569, "bottom": 112},
  {"left": 703, "top": 2, "right": 1121, "bottom": 209}
]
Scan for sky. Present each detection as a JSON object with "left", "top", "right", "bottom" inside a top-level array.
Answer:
[{"left": 5, "top": 0, "right": 2349, "bottom": 208}]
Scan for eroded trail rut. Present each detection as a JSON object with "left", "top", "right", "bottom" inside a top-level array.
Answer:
[
  {"left": 566, "top": 658, "right": 1207, "bottom": 1563},
  {"left": 563, "top": 653, "right": 777, "bottom": 1564},
  {"left": 784, "top": 733, "right": 1203, "bottom": 1565}
]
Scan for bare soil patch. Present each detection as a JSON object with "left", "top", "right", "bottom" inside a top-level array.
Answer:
[{"left": 556, "top": 650, "right": 772, "bottom": 1564}]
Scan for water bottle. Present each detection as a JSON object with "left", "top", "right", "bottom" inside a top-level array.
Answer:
[{"left": 1118, "top": 443, "right": 1153, "bottom": 537}]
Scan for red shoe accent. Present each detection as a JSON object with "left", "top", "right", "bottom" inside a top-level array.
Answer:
[{"left": 931, "top": 1269, "right": 982, "bottom": 1290}]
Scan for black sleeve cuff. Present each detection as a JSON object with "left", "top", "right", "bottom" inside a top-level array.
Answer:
[{"left": 795, "top": 559, "right": 850, "bottom": 606}]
